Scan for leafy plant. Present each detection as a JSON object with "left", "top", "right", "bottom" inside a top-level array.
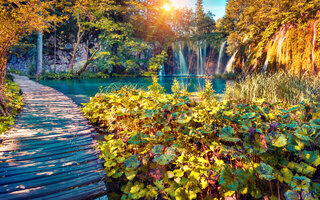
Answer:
[
  {"left": 83, "top": 78, "right": 320, "bottom": 199},
  {"left": 0, "top": 79, "right": 23, "bottom": 134}
]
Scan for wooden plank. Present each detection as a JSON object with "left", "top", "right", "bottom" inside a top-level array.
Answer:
[
  {"left": 3, "top": 125, "right": 92, "bottom": 137},
  {"left": 0, "top": 134, "right": 94, "bottom": 152},
  {"left": 32, "top": 181, "right": 107, "bottom": 200},
  {"left": 0, "top": 137, "right": 95, "bottom": 155},
  {"left": 0, "top": 159, "right": 104, "bottom": 185},
  {"left": 1, "top": 140, "right": 98, "bottom": 161},
  {"left": 0, "top": 75, "right": 107, "bottom": 199},
  {"left": 0, "top": 149, "right": 99, "bottom": 169},
  {"left": 0, "top": 169, "right": 106, "bottom": 199},
  {"left": 2, "top": 128, "right": 94, "bottom": 142},
  {"left": 2, "top": 127, "right": 95, "bottom": 140},
  {"left": 0, "top": 155, "right": 101, "bottom": 177}
]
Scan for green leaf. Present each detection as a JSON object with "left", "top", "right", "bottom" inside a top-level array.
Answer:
[
  {"left": 128, "top": 133, "right": 141, "bottom": 145},
  {"left": 152, "top": 145, "right": 164, "bottom": 155},
  {"left": 272, "top": 134, "right": 287, "bottom": 147},
  {"left": 311, "top": 119, "right": 320, "bottom": 129},
  {"left": 291, "top": 175, "right": 311, "bottom": 192},
  {"left": 301, "top": 190, "right": 318, "bottom": 200},
  {"left": 177, "top": 114, "right": 192, "bottom": 124},
  {"left": 288, "top": 106, "right": 300, "bottom": 112},
  {"left": 258, "top": 162, "right": 275, "bottom": 181},
  {"left": 173, "top": 169, "right": 184, "bottom": 178},
  {"left": 125, "top": 170, "right": 137, "bottom": 181},
  {"left": 243, "top": 112, "right": 256, "bottom": 119},
  {"left": 175, "top": 188, "right": 189, "bottom": 200},
  {"left": 294, "top": 125, "right": 311, "bottom": 141},
  {"left": 154, "top": 180, "right": 164, "bottom": 190},
  {"left": 284, "top": 190, "right": 300, "bottom": 200},
  {"left": 310, "top": 182, "right": 320, "bottom": 196},
  {"left": 153, "top": 147, "right": 175, "bottom": 165},
  {"left": 220, "top": 167, "right": 239, "bottom": 191},
  {"left": 220, "top": 126, "right": 240, "bottom": 142},
  {"left": 124, "top": 155, "right": 140, "bottom": 169},
  {"left": 281, "top": 167, "right": 293, "bottom": 184}
]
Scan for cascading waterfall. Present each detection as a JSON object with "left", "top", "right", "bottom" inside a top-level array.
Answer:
[
  {"left": 167, "top": 40, "right": 229, "bottom": 76},
  {"left": 216, "top": 41, "right": 227, "bottom": 74},
  {"left": 262, "top": 56, "right": 270, "bottom": 72},
  {"left": 201, "top": 40, "right": 207, "bottom": 76},
  {"left": 225, "top": 51, "right": 238, "bottom": 73},
  {"left": 262, "top": 34, "right": 280, "bottom": 72},
  {"left": 196, "top": 41, "right": 201, "bottom": 75},
  {"left": 159, "top": 64, "right": 165, "bottom": 76},
  {"left": 312, "top": 22, "right": 317, "bottom": 72},
  {"left": 277, "top": 28, "right": 286, "bottom": 65},
  {"left": 178, "top": 42, "right": 188, "bottom": 76}
]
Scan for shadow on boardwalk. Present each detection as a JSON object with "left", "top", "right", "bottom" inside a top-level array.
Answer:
[{"left": 0, "top": 75, "right": 107, "bottom": 200}]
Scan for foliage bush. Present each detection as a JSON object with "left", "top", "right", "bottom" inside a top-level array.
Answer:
[
  {"left": 83, "top": 78, "right": 320, "bottom": 199},
  {"left": 79, "top": 72, "right": 109, "bottom": 79},
  {"left": 147, "top": 51, "right": 168, "bottom": 72},
  {"left": 7, "top": 69, "right": 22, "bottom": 75},
  {"left": 225, "top": 72, "right": 320, "bottom": 104},
  {"left": 0, "top": 80, "right": 23, "bottom": 134},
  {"left": 211, "top": 72, "right": 237, "bottom": 80},
  {"left": 36, "top": 72, "right": 109, "bottom": 80}
]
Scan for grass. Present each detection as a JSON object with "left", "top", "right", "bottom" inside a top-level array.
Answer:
[
  {"left": 224, "top": 72, "right": 320, "bottom": 104},
  {"left": 0, "top": 78, "right": 23, "bottom": 134}
]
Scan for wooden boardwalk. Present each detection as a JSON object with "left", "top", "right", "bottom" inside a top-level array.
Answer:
[{"left": 0, "top": 75, "right": 107, "bottom": 200}]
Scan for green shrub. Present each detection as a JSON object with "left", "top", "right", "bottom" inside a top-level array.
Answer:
[
  {"left": 142, "top": 71, "right": 158, "bottom": 77},
  {"left": 36, "top": 71, "right": 109, "bottom": 80},
  {"left": 83, "top": 79, "right": 320, "bottom": 199},
  {"left": 0, "top": 80, "right": 23, "bottom": 134},
  {"left": 225, "top": 72, "right": 320, "bottom": 104},
  {"left": 80, "top": 72, "right": 109, "bottom": 79},
  {"left": 7, "top": 69, "right": 22, "bottom": 75},
  {"left": 38, "top": 72, "right": 61, "bottom": 80},
  {"left": 60, "top": 73, "right": 75, "bottom": 79}
]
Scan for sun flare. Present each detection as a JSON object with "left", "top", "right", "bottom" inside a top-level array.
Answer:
[{"left": 163, "top": 4, "right": 173, "bottom": 11}]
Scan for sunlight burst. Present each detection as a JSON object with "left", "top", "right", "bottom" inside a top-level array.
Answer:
[{"left": 163, "top": 4, "right": 173, "bottom": 11}]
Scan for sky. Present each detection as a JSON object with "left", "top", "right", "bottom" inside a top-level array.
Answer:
[{"left": 170, "top": 0, "right": 227, "bottom": 20}]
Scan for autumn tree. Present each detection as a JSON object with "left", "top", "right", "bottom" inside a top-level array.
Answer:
[
  {"left": 0, "top": 0, "right": 56, "bottom": 116},
  {"left": 222, "top": 0, "right": 320, "bottom": 74},
  {"left": 195, "top": 0, "right": 215, "bottom": 36}
]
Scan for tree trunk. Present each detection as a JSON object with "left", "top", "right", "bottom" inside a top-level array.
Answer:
[
  {"left": 0, "top": 49, "right": 8, "bottom": 116},
  {"left": 69, "top": 28, "right": 84, "bottom": 74},
  {"left": 76, "top": 33, "right": 106, "bottom": 76},
  {"left": 36, "top": 30, "right": 43, "bottom": 75}
]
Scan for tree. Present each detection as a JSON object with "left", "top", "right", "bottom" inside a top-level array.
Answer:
[
  {"left": 0, "top": 0, "right": 56, "bottom": 116},
  {"left": 195, "top": 0, "right": 215, "bottom": 36}
]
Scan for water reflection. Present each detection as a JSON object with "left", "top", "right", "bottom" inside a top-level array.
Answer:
[{"left": 40, "top": 77, "right": 227, "bottom": 105}]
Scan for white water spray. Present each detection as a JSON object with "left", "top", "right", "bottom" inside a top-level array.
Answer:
[
  {"left": 225, "top": 51, "right": 238, "bottom": 74},
  {"left": 312, "top": 22, "right": 317, "bottom": 72},
  {"left": 178, "top": 42, "right": 188, "bottom": 76},
  {"left": 216, "top": 41, "right": 227, "bottom": 74}
]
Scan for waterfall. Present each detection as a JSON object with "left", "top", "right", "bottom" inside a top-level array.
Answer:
[
  {"left": 201, "top": 40, "right": 207, "bottom": 76},
  {"left": 216, "top": 41, "right": 227, "bottom": 74},
  {"left": 277, "top": 28, "right": 286, "bottom": 66},
  {"left": 197, "top": 41, "right": 201, "bottom": 75},
  {"left": 159, "top": 64, "right": 165, "bottom": 76},
  {"left": 224, "top": 51, "right": 238, "bottom": 73},
  {"left": 312, "top": 22, "right": 317, "bottom": 72},
  {"left": 178, "top": 42, "right": 188, "bottom": 76},
  {"left": 262, "top": 56, "right": 270, "bottom": 72},
  {"left": 167, "top": 40, "right": 227, "bottom": 76}
]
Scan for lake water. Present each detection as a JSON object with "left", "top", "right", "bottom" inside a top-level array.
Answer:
[{"left": 40, "top": 77, "right": 227, "bottom": 105}]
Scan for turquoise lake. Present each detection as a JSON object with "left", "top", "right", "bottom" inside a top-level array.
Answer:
[{"left": 40, "top": 77, "right": 227, "bottom": 105}]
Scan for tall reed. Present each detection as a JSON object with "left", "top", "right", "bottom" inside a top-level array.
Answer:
[{"left": 224, "top": 72, "right": 320, "bottom": 104}]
